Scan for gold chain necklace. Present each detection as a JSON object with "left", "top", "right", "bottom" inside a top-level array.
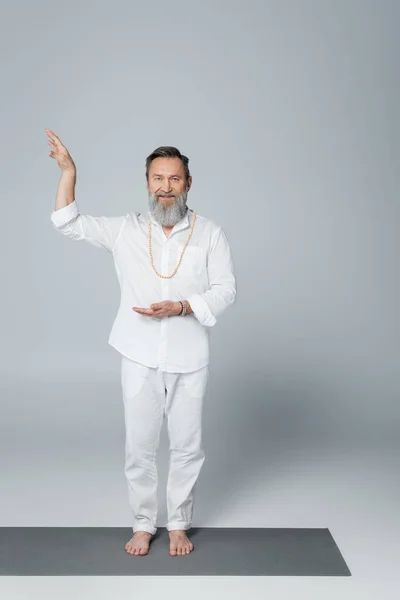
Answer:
[{"left": 148, "top": 209, "right": 197, "bottom": 279}]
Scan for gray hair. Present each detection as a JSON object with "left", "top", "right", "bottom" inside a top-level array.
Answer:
[{"left": 145, "top": 146, "right": 190, "bottom": 185}]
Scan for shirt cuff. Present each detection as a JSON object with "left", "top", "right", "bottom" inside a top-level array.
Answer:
[
  {"left": 50, "top": 200, "right": 79, "bottom": 228},
  {"left": 186, "top": 293, "right": 217, "bottom": 327}
]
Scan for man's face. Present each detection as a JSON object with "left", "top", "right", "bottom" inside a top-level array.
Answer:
[{"left": 146, "top": 157, "right": 192, "bottom": 227}]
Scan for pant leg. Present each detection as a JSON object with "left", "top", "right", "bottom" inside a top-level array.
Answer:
[
  {"left": 120, "top": 356, "right": 165, "bottom": 535},
  {"left": 164, "top": 365, "right": 209, "bottom": 531}
]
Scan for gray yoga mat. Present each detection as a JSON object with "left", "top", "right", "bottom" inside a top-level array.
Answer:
[{"left": 0, "top": 527, "right": 351, "bottom": 576}]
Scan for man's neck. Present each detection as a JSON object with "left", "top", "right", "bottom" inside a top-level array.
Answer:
[{"left": 162, "top": 225, "right": 173, "bottom": 238}]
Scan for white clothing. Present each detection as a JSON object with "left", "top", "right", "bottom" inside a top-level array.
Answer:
[
  {"left": 121, "top": 355, "right": 209, "bottom": 534},
  {"left": 50, "top": 201, "right": 236, "bottom": 372}
]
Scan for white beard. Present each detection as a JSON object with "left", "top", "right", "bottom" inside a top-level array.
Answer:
[{"left": 148, "top": 189, "right": 189, "bottom": 227}]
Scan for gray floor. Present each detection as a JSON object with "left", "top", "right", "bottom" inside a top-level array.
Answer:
[{"left": 0, "top": 527, "right": 350, "bottom": 576}]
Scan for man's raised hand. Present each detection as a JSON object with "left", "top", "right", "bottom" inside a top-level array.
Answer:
[{"left": 45, "top": 128, "right": 76, "bottom": 175}]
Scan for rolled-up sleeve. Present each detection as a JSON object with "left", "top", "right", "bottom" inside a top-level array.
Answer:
[
  {"left": 50, "top": 200, "right": 126, "bottom": 252},
  {"left": 187, "top": 226, "right": 237, "bottom": 327}
]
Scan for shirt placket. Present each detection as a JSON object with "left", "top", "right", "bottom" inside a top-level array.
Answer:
[{"left": 157, "top": 235, "right": 170, "bottom": 370}]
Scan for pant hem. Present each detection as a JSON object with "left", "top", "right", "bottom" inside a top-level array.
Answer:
[
  {"left": 166, "top": 523, "right": 191, "bottom": 532},
  {"left": 133, "top": 525, "right": 157, "bottom": 535}
]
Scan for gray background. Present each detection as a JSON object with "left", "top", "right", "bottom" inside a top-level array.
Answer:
[{"left": 0, "top": 0, "right": 398, "bottom": 598}]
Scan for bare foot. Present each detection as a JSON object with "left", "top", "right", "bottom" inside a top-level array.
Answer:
[
  {"left": 168, "top": 529, "right": 194, "bottom": 556},
  {"left": 125, "top": 531, "right": 153, "bottom": 555}
]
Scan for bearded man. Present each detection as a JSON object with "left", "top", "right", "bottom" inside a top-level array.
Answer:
[{"left": 47, "top": 128, "right": 237, "bottom": 557}]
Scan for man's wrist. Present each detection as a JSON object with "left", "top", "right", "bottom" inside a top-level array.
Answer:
[{"left": 174, "top": 300, "right": 192, "bottom": 315}]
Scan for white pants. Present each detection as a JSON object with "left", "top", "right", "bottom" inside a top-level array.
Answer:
[{"left": 120, "top": 356, "right": 209, "bottom": 535}]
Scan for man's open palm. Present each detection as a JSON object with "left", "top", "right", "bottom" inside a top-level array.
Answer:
[{"left": 132, "top": 300, "right": 180, "bottom": 319}]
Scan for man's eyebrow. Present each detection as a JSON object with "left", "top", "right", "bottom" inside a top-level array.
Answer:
[{"left": 152, "top": 173, "right": 181, "bottom": 177}]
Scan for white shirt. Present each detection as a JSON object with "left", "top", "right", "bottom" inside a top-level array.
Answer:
[{"left": 50, "top": 200, "right": 237, "bottom": 372}]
